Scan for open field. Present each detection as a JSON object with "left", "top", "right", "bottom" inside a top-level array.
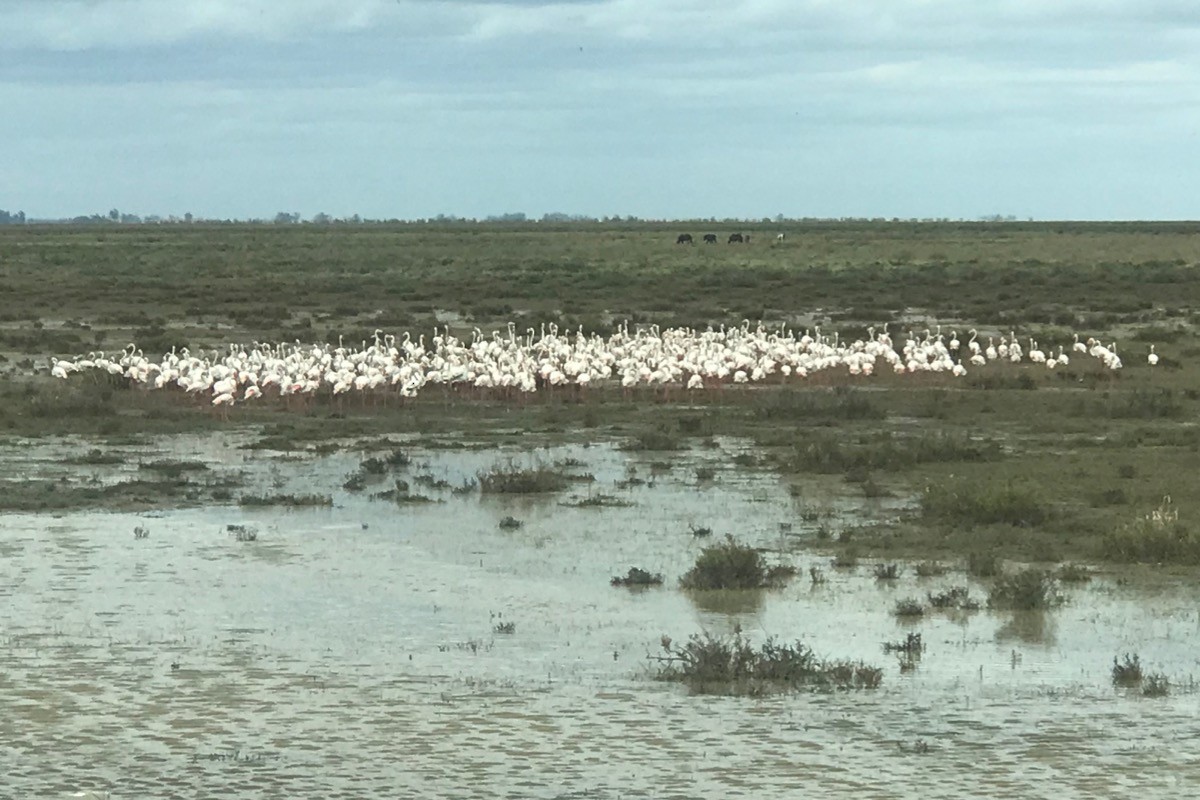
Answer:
[{"left": 4, "top": 222, "right": 1200, "bottom": 796}]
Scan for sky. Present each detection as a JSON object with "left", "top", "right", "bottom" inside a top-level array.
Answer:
[{"left": 2, "top": 0, "right": 1199, "bottom": 221}]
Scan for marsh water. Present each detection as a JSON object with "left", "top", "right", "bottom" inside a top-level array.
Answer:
[{"left": 3, "top": 435, "right": 1199, "bottom": 798}]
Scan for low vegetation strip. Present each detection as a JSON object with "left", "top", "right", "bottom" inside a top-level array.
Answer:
[{"left": 652, "top": 632, "right": 883, "bottom": 694}]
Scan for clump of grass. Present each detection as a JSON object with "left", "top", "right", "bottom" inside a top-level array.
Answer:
[
  {"left": 967, "top": 372, "right": 1037, "bottom": 391},
  {"left": 652, "top": 631, "right": 883, "bottom": 694},
  {"left": 809, "top": 566, "right": 827, "bottom": 585},
  {"left": 893, "top": 598, "right": 925, "bottom": 618},
  {"left": 1103, "top": 496, "right": 1200, "bottom": 564},
  {"left": 477, "top": 463, "right": 571, "bottom": 494},
  {"left": 413, "top": 473, "right": 452, "bottom": 490},
  {"left": 753, "top": 388, "right": 887, "bottom": 422},
  {"left": 384, "top": 448, "right": 411, "bottom": 468},
  {"left": 832, "top": 548, "right": 859, "bottom": 569},
  {"left": 563, "top": 493, "right": 633, "bottom": 508},
  {"left": 343, "top": 473, "right": 367, "bottom": 492},
  {"left": 921, "top": 480, "right": 1048, "bottom": 528},
  {"left": 227, "top": 523, "right": 258, "bottom": 542},
  {"left": 987, "top": 569, "right": 1064, "bottom": 610},
  {"left": 611, "top": 567, "right": 665, "bottom": 587},
  {"left": 1094, "top": 487, "right": 1130, "bottom": 506},
  {"left": 624, "top": 428, "right": 684, "bottom": 451},
  {"left": 914, "top": 561, "right": 948, "bottom": 578},
  {"left": 359, "top": 457, "right": 388, "bottom": 475},
  {"left": 786, "top": 430, "right": 1001, "bottom": 475},
  {"left": 926, "top": 586, "right": 980, "bottom": 611},
  {"left": 67, "top": 448, "right": 124, "bottom": 465},
  {"left": 498, "top": 515, "right": 523, "bottom": 530},
  {"left": 138, "top": 459, "right": 208, "bottom": 478},
  {"left": 1142, "top": 673, "right": 1170, "bottom": 697},
  {"left": 1056, "top": 563, "right": 1093, "bottom": 583},
  {"left": 694, "top": 466, "right": 716, "bottom": 482},
  {"left": 967, "top": 550, "right": 1001, "bottom": 577},
  {"left": 883, "top": 632, "right": 923, "bottom": 655},
  {"left": 873, "top": 562, "right": 902, "bottom": 581},
  {"left": 680, "top": 535, "right": 790, "bottom": 590},
  {"left": 133, "top": 525, "right": 150, "bottom": 540},
  {"left": 238, "top": 493, "right": 332, "bottom": 507},
  {"left": 1112, "top": 653, "right": 1143, "bottom": 687},
  {"left": 493, "top": 621, "right": 516, "bottom": 635},
  {"left": 688, "top": 524, "right": 713, "bottom": 538},
  {"left": 1100, "top": 388, "right": 1185, "bottom": 419}
]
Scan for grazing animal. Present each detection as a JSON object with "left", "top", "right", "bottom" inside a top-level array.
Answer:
[
  {"left": 676, "top": 233, "right": 693, "bottom": 245},
  {"left": 702, "top": 234, "right": 717, "bottom": 244},
  {"left": 727, "top": 233, "right": 744, "bottom": 243},
  {"left": 775, "top": 233, "right": 785, "bottom": 242}
]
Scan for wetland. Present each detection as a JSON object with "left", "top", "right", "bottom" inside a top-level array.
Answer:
[{"left": 3, "top": 221, "right": 1200, "bottom": 796}]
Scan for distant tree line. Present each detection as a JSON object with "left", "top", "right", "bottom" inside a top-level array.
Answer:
[{"left": 0, "top": 207, "right": 1041, "bottom": 226}]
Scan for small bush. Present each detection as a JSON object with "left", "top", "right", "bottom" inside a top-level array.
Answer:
[
  {"left": 652, "top": 632, "right": 882, "bottom": 694},
  {"left": 927, "top": 586, "right": 980, "bottom": 611},
  {"left": 883, "top": 633, "right": 923, "bottom": 655},
  {"left": 987, "top": 569, "right": 1064, "bottom": 610},
  {"left": 360, "top": 457, "right": 387, "bottom": 475},
  {"left": 873, "top": 562, "right": 902, "bottom": 581},
  {"left": 478, "top": 464, "right": 571, "bottom": 494},
  {"left": 1112, "top": 654, "right": 1143, "bottom": 687},
  {"left": 893, "top": 598, "right": 925, "bottom": 618},
  {"left": 498, "top": 516, "right": 523, "bottom": 530},
  {"left": 921, "top": 480, "right": 1048, "bottom": 528},
  {"left": 493, "top": 621, "right": 516, "bottom": 635},
  {"left": 914, "top": 561, "right": 948, "bottom": 577},
  {"left": 1142, "top": 673, "right": 1170, "bottom": 697},
  {"left": 967, "top": 551, "right": 1001, "bottom": 577},
  {"left": 611, "top": 567, "right": 665, "bottom": 587},
  {"left": 1056, "top": 563, "right": 1093, "bottom": 583},
  {"left": 680, "top": 536, "right": 786, "bottom": 590},
  {"left": 1102, "top": 497, "right": 1200, "bottom": 564},
  {"left": 624, "top": 428, "right": 684, "bottom": 451}
]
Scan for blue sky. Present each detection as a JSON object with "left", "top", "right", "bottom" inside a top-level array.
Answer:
[{"left": 2, "top": 0, "right": 1199, "bottom": 220}]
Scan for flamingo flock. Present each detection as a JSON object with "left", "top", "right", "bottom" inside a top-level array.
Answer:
[{"left": 47, "top": 322, "right": 1132, "bottom": 408}]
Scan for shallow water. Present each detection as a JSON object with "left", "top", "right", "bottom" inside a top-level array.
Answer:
[{"left": 2, "top": 437, "right": 1199, "bottom": 798}]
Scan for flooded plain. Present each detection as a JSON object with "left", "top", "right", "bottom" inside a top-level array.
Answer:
[{"left": 3, "top": 435, "right": 1200, "bottom": 798}]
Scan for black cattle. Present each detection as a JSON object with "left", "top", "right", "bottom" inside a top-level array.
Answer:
[
  {"left": 702, "top": 234, "right": 717, "bottom": 244},
  {"left": 728, "top": 233, "right": 744, "bottom": 243},
  {"left": 676, "top": 233, "right": 694, "bottom": 244}
]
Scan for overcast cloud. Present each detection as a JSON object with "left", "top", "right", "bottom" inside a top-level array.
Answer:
[{"left": 2, "top": 0, "right": 1198, "bottom": 219}]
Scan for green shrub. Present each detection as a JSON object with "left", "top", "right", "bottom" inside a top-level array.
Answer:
[
  {"left": 680, "top": 536, "right": 790, "bottom": 590},
  {"left": 987, "top": 569, "right": 1064, "bottom": 610},
  {"left": 652, "top": 632, "right": 882, "bottom": 694}
]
